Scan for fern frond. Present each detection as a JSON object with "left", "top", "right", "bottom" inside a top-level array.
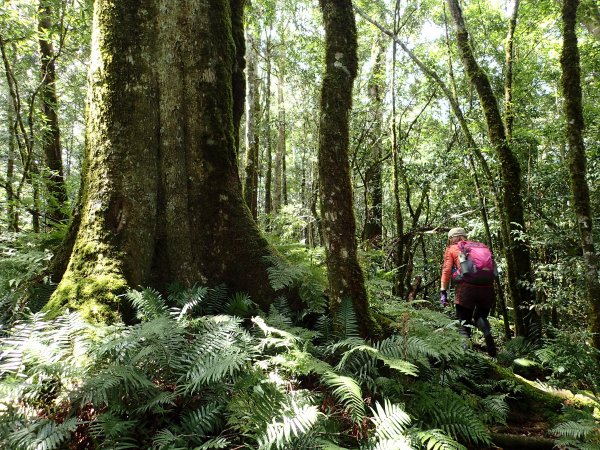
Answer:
[
  {"left": 411, "top": 384, "right": 491, "bottom": 446},
  {"left": 370, "top": 399, "right": 411, "bottom": 440},
  {"left": 551, "top": 420, "right": 598, "bottom": 440},
  {"left": 181, "top": 402, "right": 224, "bottom": 438},
  {"left": 371, "top": 437, "right": 413, "bottom": 450},
  {"left": 479, "top": 394, "right": 509, "bottom": 425},
  {"left": 133, "top": 391, "right": 177, "bottom": 414},
  {"left": 81, "top": 364, "right": 156, "bottom": 405},
  {"left": 334, "top": 298, "right": 359, "bottom": 339},
  {"left": 258, "top": 404, "right": 322, "bottom": 449},
  {"left": 151, "top": 429, "right": 186, "bottom": 450},
  {"left": 125, "top": 287, "right": 168, "bottom": 321},
  {"left": 225, "top": 292, "right": 256, "bottom": 317},
  {"left": 7, "top": 418, "right": 78, "bottom": 450},
  {"left": 202, "top": 284, "right": 229, "bottom": 315},
  {"left": 197, "top": 437, "right": 231, "bottom": 449},
  {"left": 181, "top": 349, "right": 250, "bottom": 393},
  {"left": 170, "top": 285, "right": 209, "bottom": 320},
  {"left": 321, "top": 371, "right": 365, "bottom": 422},
  {"left": 417, "top": 429, "right": 467, "bottom": 450}
]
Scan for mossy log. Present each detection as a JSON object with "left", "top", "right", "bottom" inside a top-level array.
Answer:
[{"left": 490, "top": 432, "right": 555, "bottom": 450}]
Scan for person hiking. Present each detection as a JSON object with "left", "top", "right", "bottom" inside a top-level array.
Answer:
[{"left": 440, "top": 227, "right": 497, "bottom": 357}]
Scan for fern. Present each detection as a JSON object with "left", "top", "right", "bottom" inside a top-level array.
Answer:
[
  {"left": 265, "top": 256, "right": 327, "bottom": 313},
  {"left": 197, "top": 437, "right": 231, "bottom": 449},
  {"left": 125, "top": 287, "right": 169, "bottom": 320},
  {"left": 552, "top": 419, "right": 598, "bottom": 440},
  {"left": 225, "top": 292, "right": 257, "bottom": 317},
  {"left": 410, "top": 384, "right": 491, "bottom": 447},
  {"left": 369, "top": 399, "right": 411, "bottom": 441},
  {"left": 417, "top": 429, "right": 467, "bottom": 450},
  {"left": 5, "top": 418, "right": 78, "bottom": 450},
  {"left": 334, "top": 298, "right": 359, "bottom": 339},
  {"left": 479, "top": 394, "right": 509, "bottom": 425},
  {"left": 181, "top": 402, "right": 225, "bottom": 438},
  {"left": 321, "top": 371, "right": 365, "bottom": 422},
  {"left": 257, "top": 403, "right": 322, "bottom": 449}
]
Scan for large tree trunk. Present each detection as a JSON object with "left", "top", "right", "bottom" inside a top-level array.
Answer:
[
  {"left": 230, "top": 0, "right": 246, "bottom": 154},
  {"left": 447, "top": 0, "right": 540, "bottom": 339},
  {"left": 243, "top": 28, "right": 260, "bottom": 220},
  {"left": 46, "top": 0, "right": 277, "bottom": 322},
  {"left": 561, "top": 0, "right": 600, "bottom": 355},
  {"left": 319, "top": 0, "right": 375, "bottom": 337},
  {"left": 38, "top": 0, "right": 69, "bottom": 225}
]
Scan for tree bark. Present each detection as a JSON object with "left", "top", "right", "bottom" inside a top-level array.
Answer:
[
  {"left": 504, "top": 0, "right": 520, "bottom": 142},
  {"left": 243, "top": 28, "right": 260, "bottom": 220},
  {"left": 362, "top": 36, "right": 384, "bottom": 248},
  {"left": 319, "top": 0, "right": 375, "bottom": 337},
  {"left": 5, "top": 89, "right": 19, "bottom": 232},
  {"left": 560, "top": 0, "right": 600, "bottom": 355},
  {"left": 38, "top": 0, "right": 69, "bottom": 225},
  {"left": 447, "top": 0, "right": 540, "bottom": 339},
  {"left": 264, "top": 36, "right": 273, "bottom": 217},
  {"left": 230, "top": 0, "right": 246, "bottom": 155},
  {"left": 273, "top": 77, "right": 285, "bottom": 213},
  {"left": 46, "top": 0, "right": 278, "bottom": 322}
]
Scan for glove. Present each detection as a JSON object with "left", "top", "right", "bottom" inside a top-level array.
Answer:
[{"left": 440, "top": 290, "right": 448, "bottom": 307}]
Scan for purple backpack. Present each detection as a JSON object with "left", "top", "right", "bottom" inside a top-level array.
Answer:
[{"left": 454, "top": 241, "right": 496, "bottom": 285}]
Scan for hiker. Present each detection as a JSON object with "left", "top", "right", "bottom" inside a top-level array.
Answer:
[{"left": 440, "top": 227, "right": 497, "bottom": 357}]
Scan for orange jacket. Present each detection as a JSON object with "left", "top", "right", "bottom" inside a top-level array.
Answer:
[{"left": 440, "top": 243, "right": 462, "bottom": 290}]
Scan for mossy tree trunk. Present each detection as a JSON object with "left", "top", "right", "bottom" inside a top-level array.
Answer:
[
  {"left": 560, "top": 0, "right": 600, "bottom": 355},
  {"left": 47, "top": 0, "right": 277, "bottom": 322},
  {"left": 38, "top": 0, "right": 68, "bottom": 225},
  {"left": 319, "top": 0, "right": 375, "bottom": 337},
  {"left": 5, "top": 90, "right": 19, "bottom": 232},
  {"left": 243, "top": 28, "right": 260, "bottom": 220},
  {"left": 447, "top": 0, "right": 540, "bottom": 339}
]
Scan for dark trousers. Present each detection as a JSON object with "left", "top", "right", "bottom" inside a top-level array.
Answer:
[{"left": 455, "top": 303, "right": 497, "bottom": 356}]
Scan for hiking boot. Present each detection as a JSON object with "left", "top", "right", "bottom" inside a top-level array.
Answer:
[{"left": 485, "top": 333, "right": 497, "bottom": 357}]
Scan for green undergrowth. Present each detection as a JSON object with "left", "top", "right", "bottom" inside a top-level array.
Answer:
[
  {"left": 1, "top": 283, "right": 598, "bottom": 450},
  {"left": 1, "top": 238, "right": 599, "bottom": 449}
]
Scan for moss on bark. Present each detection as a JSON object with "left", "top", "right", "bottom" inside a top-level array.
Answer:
[
  {"left": 47, "top": 0, "right": 280, "bottom": 322},
  {"left": 319, "top": 0, "right": 376, "bottom": 337},
  {"left": 560, "top": 0, "right": 600, "bottom": 355}
]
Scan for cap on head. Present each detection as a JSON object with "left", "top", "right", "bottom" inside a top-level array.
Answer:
[{"left": 448, "top": 227, "right": 467, "bottom": 239}]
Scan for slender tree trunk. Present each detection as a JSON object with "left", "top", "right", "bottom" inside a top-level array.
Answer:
[
  {"left": 391, "top": 36, "right": 404, "bottom": 298},
  {"left": 363, "top": 36, "right": 384, "bottom": 248},
  {"left": 47, "top": 0, "right": 278, "bottom": 321},
  {"left": 504, "top": 0, "right": 520, "bottom": 143},
  {"left": 264, "top": 37, "right": 273, "bottom": 217},
  {"left": 5, "top": 92, "right": 19, "bottom": 231},
  {"left": 273, "top": 77, "right": 284, "bottom": 213},
  {"left": 31, "top": 165, "right": 41, "bottom": 232},
  {"left": 38, "top": 0, "right": 69, "bottom": 225},
  {"left": 447, "top": 0, "right": 539, "bottom": 339},
  {"left": 319, "top": 0, "right": 375, "bottom": 337},
  {"left": 244, "top": 29, "right": 260, "bottom": 220},
  {"left": 561, "top": 0, "right": 600, "bottom": 355}
]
